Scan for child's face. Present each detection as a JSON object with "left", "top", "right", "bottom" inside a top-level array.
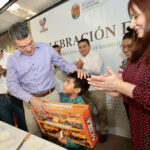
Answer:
[{"left": 63, "top": 77, "right": 77, "bottom": 95}]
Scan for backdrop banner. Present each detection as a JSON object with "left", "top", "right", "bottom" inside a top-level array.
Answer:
[{"left": 30, "top": 0, "right": 131, "bottom": 138}]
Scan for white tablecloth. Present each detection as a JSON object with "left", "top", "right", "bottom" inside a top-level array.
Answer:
[{"left": 0, "top": 121, "right": 67, "bottom": 150}]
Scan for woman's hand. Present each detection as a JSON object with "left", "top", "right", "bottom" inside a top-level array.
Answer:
[{"left": 87, "top": 66, "right": 122, "bottom": 92}]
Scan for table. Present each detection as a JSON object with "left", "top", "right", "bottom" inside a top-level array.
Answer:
[{"left": 0, "top": 121, "right": 67, "bottom": 150}]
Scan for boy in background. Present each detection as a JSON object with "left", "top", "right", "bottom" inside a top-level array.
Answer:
[{"left": 58, "top": 72, "right": 90, "bottom": 150}]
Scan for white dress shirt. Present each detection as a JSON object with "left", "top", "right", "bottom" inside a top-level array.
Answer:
[
  {"left": 80, "top": 51, "right": 103, "bottom": 75},
  {"left": 0, "top": 52, "right": 11, "bottom": 94},
  {"left": 78, "top": 51, "right": 103, "bottom": 90}
]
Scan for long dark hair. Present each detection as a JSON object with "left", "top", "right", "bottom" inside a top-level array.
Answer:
[{"left": 128, "top": 0, "right": 150, "bottom": 65}]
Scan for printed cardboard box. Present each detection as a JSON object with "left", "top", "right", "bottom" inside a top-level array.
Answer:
[{"left": 32, "top": 101, "right": 98, "bottom": 148}]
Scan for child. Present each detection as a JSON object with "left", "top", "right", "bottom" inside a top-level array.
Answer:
[{"left": 58, "top": 72, "right": 90, "bottom": 150}]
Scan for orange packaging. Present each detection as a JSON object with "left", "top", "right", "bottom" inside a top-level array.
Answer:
[{"left": 31, "top": 101, "right": 98, "bottom": 148}]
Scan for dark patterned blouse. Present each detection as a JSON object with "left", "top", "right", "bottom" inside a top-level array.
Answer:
[{"left": 122, "top": 56, "right": 150, "bottom": 149}]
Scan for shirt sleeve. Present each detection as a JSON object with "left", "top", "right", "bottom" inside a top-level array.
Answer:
[
  {"left": 83, "top": 52, "right": 103, "bottom": 75},
  {"left": 7, "top": 56, "right": 32, "bottom": 103},
  {"left": 65, "top": 139, "right": 85, "bottom": 149},
  {"left": 133, "top": 85, "right": 150, "bottom": 110},
  {"left": 50, "top": 46, "right": 76, "bottom": 74},
  {"left": 118, "top": 59, "right": 128, "bottom": 74}
]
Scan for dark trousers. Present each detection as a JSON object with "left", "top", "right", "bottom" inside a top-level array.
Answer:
[{"left": 0, "top": 96, "right": 27, "bottom": 131}]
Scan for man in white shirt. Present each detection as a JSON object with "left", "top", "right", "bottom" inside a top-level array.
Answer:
[
  {"left": 0, "top": 49, "right": 27, "bottom": 130},
  {"left": 74, "top": 39, "right": 108, "bottom": 142}
]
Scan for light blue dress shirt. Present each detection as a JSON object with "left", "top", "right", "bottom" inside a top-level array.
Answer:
[{"left": 7, "top": 42, "right": 76, "bottom": 103}]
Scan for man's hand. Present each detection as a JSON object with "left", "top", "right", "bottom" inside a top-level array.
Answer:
[
  {"left": 74, "top": 59, "right": 84, "bottom": 69},
  {"left": 73, "top": 69, "right": 88, "bottom": 79},
  {"left": 30, "top": 96, "right": 48, "bottom": 114}
]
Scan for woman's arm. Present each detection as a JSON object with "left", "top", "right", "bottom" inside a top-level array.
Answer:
[
  {"left": 87, "top": 66, "right": 136, "bottom": 98},
  {"left": 88, "top": 66, "right": 150, "bottom": 110}
]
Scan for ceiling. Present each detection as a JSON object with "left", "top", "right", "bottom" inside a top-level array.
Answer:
[{"left": 0, "top": 0, "right": 67, "bottom": 35}]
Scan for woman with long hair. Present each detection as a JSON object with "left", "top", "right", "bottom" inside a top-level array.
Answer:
[{"left": 88, "top": 0, "right": 150, "bottom": 149}]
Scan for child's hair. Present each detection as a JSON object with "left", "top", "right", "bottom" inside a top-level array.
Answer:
[{"left": 68, "top": 72, "right": 90, "bottom": 95}]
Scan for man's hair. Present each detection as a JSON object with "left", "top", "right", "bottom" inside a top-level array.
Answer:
[
  {"left": 52, "top": 45, "right": 60, "bottom": 48},
  {"left": 8, "top": 22, "right": 30, "bottom": 40},
  {"left": 68, "top": 72, "right": 89, "bottom": 95},
  {"left": 78, "top": 38, "right": 90, "bottom": 46}
]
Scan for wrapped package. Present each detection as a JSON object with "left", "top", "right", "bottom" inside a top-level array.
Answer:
[{"left": 32, "top": 101, "right": 98, "bottom": 148}]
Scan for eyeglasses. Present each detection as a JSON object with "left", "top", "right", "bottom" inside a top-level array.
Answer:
[{"left": 120, "top": 44, "right": 133, "bottom": 49}]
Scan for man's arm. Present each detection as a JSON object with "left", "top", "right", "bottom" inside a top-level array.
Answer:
[
  {"left": 51, "top": 47, "right": 76, "bottom": 73},
  {"left": 7, "top": 56, "right": 32, "bottom": 102},
  {"left": 7, "top": 56, "right": 48, "bottom": 114},
  {"left": 50, "top": 45, "right": 87, "bottom": 79}
]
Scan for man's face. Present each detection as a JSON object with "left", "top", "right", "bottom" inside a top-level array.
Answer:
[
  {"left": 15, "top": 34, "right": 35, "bottom": 56},
  {"left": 54, "top": 47, "right": 61, "bottom": 55},
  {"left": 63, "top": 77, "right": 77, "bottom": 95},
  {"left": 78, "top": 41, "right": 90, "bottom": 57}
]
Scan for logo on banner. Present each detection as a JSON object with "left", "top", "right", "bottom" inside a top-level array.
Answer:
[
  {"left": 39, "top": 17, "right": 48, "bottom": 32},
  {"left": 81, "top": 0, "right": 108, "bottom": 13},
  {"left": 71, "top": 3, "right": 80, "bottom": 19}
]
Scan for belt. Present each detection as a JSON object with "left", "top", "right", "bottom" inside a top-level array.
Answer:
[
  {"left": 32, "top": 87, "right": 55, "bottom": 97},
  {"left": 0, "top": 94, "right": 11, "bottom": 98}
]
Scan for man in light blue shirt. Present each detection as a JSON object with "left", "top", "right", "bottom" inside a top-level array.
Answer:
[{"left": 7, "top": 22, "right": 86, "bottom": 136}]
